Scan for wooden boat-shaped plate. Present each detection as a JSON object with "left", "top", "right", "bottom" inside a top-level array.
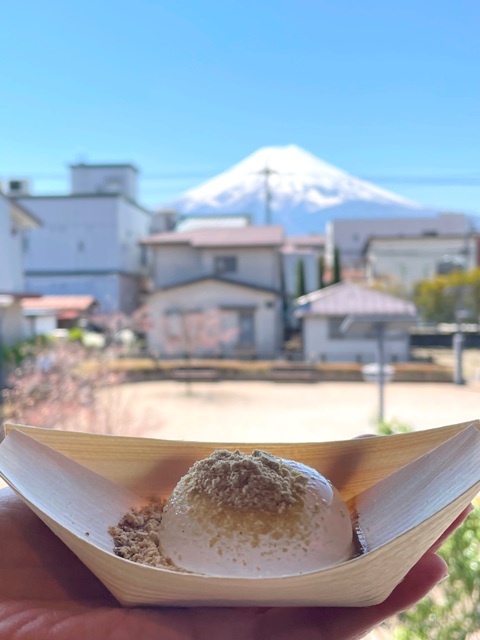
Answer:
[{"left": 0, "top": 421, "right": 479, "bottom": 608}]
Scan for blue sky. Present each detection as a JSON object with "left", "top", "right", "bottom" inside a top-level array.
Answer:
[{"left": 1, "top": 0, "right": 479, "bottom": 212}]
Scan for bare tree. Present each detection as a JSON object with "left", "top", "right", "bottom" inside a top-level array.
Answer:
[{"left": 160, "top": 308, "right": 239, "bottom": 393}]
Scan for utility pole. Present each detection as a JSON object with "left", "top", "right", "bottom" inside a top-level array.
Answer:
[{"left": 255, "top": 165, "right": 278, "bottom": 225}]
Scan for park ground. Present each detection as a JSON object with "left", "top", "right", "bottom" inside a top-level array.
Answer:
[{"left": 98, "top": 377, "right": 480, "bottom": 443}]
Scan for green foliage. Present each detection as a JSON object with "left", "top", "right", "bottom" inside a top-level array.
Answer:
[
  {"left": 68, "top": 327, "right": 84, "bottom": 342},
  {"left": 1, "top": 335, "right": 52, "bottom": 367},
  {"left": 378, "top": 420, "right": 480, "bottom": 640},
  {"left": 296, "top": 259, "right": 306, "bottom": 298},
  {"left": 394, "top": 504, "right": 480, "bottom": 640},
  {"left": 317, "top": 255, "right": 325, "bottom": 290},
  {"left": 377, "top": 418, "right": 412, "bottom": 436},
  {"left": 414, "top": 267, "right": 480, "bottom": 324},
  {"left": 332, "top": 246, "right": 341, "bottom": 284}
]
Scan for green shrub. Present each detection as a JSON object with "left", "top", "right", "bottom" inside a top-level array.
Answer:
[
  {"left": 377, "top": 418, "right": 412, "bottom": 436},
  {"left": 68, "top": 327, "right": 84, "bottom": 342},
  {"left": 394, "top": 503, "right": 480, "bottom": 639},
  {"left": 379, "top": 420, "right": 480, "bottom": 639},
  {"left": 1, "top": 335, "right": 52, "bottom": 367}
]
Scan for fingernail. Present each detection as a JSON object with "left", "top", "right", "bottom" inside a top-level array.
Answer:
[{"left": 438, "top": 571, "right": 450, "bottom": 584}]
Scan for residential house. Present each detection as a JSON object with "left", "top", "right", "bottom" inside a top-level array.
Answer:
[
  {"left": 326, "top": 212, "right": 469, "bottom": 270},
  {"left": 0, "top": 192, "right": 41, "bottom": 346},
  {"left": 16, "top": 163, "right": 152, "bottom": 314},
  {"left": 295, "top": 282, "right": 416, "bottom": 363},
  {"left": 365, "top": 233, "right": 479, "bottom": 293},
  {"left": 21, "top": 295, "right": 98, "bottom": 337},
  {"left": 140, "top": 226, "right": 285, "bottom": 358}
]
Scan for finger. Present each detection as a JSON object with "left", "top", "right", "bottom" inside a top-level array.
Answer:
[{"left": 254, "top": 552, "right": 447, "bottom": 640}]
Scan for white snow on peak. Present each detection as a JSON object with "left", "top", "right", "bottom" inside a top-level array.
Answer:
[{"left": 166, "top": 145, "right": 429, "bottom": 234}]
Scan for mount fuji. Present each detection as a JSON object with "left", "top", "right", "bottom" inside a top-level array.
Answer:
[{"left": 166, "top": 145, "right": 435, "bottom": 235}]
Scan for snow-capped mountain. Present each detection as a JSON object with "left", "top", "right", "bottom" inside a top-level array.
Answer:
[{"left": 166, "top": 145, "right": 434, "bottom": 234}]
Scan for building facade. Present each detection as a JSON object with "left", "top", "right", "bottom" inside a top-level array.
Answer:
[
  {"left": 365, "top": 234, "right": 479, "bottom": 293},
  {"left": 141, "top": 226, "right": 284, "bottom": 358},
  {"left": 0, "top": 193, "right": 41, "bottom": 345},
  {"left": 326, "top": 213, "right": 470, "bottom": 270},
  {"left": 295, "top": 282, "right": 417, "bottom": 363},
  {"left": 17, "top": 164, "right": 152, "bottom": 313}
]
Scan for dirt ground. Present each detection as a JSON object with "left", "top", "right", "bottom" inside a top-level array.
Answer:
[{"left": 101, "top": 378, "right": 480, "bottom": 443}]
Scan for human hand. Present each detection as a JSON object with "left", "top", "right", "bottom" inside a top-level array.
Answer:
[{"left": 0, "top": 487, "right": 471, "bottom": 640}]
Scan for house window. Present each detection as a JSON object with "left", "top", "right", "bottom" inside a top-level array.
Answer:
[
  {"left": 214, "top": 256, "right": 237, "bottom": 275},
  {"left": 328, "top": 316, "right": 376, "bottom": 340},
  {"left": 328, "top": 316, "right": 346, "bottom": 339}
]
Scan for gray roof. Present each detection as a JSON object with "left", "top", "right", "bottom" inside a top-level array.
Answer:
[
  {"left": 295, "top": 282, "right": 416, "bottom": 317},
  {"left": 151, "top": 275, "right": 280, "bottom": 295},
  {"left": 176, "top": 215, "right": 251, "bottom": 232},
  {"left": 141, "top": 225, "right": 284, "bottom": 248}
]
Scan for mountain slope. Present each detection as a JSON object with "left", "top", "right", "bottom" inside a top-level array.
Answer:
[{"left": 166, "top": 145, "right": 432, "bottom": 234}]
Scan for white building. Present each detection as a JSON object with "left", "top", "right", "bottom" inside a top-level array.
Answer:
[
  {"left": 0, "top": 192, "right": 41, "bottom": 346},
  {"left": 365, "top": 234, "right": 479, "bottom": 293},
  {"left": 141, "top": 226, "right": 284, "bottom": 358},
  {"left": 17, "top": 164, "right": 152, "bottom": 314},
  {"left": 21, "top": 295, "right": 98, "bottom": 337},
  {"left": 295, "top": 282, "right": 417, "bottom": 363},
  {"left": 326, "top": 212, "right": 470, "bottom": 269}
]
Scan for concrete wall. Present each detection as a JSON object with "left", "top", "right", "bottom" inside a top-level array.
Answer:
[
  {"left": 366, "top": 235, "right": 478, "bottom": 292},
  {"left": 303, "top": 316, "right": 410, "bottom": 363},
  {"left": 327, "top": 213, "right": 469, "bottom": 268},
  {"left": 0, "top": 301, "right": 26, "bottom": 346},
  {"left": 70, "top": 165, "right": 137, "bottom": 200},
  {"left": 150, "top": 245, "right": 281, "bottom": 291},
  {"left": 152, "top": 244, "right": 201, "bottom": 288},
  {"left": 23, "top": 314, "right": 57, "bottom": 338},
  {"left": 0, "top": 198, "right": 26, "bottom": 293},
  {"left": 117, "top": 198, "right": 152, "bottom": 274},
  {"left": 146, "top": 280, "right": 281, "bottom": 358},
  {"left": 25, "top": 273, "right": 120, "bottom": 312},
  {"left": 201, "top": 247, "right": 281, "bottom": 290},
  {"left": 18, "top": 195, "right": 149, "bottom": 312},
  {"left": 19, "top": 196, "right": 119, "bottom": 271}
]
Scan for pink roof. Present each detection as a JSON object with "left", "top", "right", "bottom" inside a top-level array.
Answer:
[
  {"left": 141, "top": 225, "right": 284, "bottom": 248},
  {"left": 21, "top": 295, "right": 97, "bottom": 312},
  {"left": 296, "top": 282, "right": 416, "bottom": 316}
]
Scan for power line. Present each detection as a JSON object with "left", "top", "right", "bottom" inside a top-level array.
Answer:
[{"left": 2, "top": 172, "right": 480, "bottom": 185}]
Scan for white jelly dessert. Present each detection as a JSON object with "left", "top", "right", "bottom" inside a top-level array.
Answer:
[{"left": 158, "top": 449, "right": 354, "bottom": 577}]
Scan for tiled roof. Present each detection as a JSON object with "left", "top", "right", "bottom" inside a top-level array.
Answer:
[
  {"left": 295, "top": 282, "right": 416, "bottom": 317},
  {"left": 140, "top": 225, "right": 284, "bottom": 247},
  {"left": 21, "top": 295, "right": 97, "bottom": 312}
]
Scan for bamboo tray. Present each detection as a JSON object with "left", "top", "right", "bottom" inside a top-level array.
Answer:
[{"left": 0, "top": 420, "right": 479, "bottom": 608}]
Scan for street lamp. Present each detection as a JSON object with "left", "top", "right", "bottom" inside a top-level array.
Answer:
[{"left": 0, "top": 294, "right": 14, "bottom": 425}]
